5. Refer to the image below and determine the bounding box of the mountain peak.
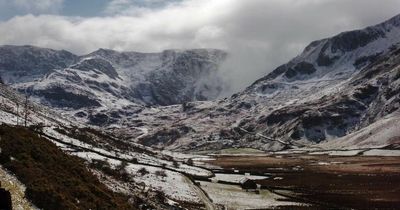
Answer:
[250,13,400,87]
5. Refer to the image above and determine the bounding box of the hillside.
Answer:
[0,83,216,209]
[0,125,138,210]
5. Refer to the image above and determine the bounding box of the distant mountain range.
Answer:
[0,45,227,106]
[0,14,399,152]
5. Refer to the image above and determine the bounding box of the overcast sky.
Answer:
[0,0,399,93]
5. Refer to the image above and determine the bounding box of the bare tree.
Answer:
[16,102,19,126]
[24,95,30,127]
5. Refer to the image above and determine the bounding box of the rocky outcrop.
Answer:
[71,58,119,79]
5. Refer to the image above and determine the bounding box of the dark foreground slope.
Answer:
[0,125,139,210]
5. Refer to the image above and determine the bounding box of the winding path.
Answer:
[183,176,217,210]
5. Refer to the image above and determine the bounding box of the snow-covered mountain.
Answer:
[233,14,400,144]
[82,48,227,105]
[0,46,226,125]
[127,14,400,151]
[249,13,400,90]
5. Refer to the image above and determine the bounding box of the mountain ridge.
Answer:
[0,14,399,152]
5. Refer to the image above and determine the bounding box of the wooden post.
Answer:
[16,103,19,126]
[24,95,29,127]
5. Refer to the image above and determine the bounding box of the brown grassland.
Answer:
[208,153,400,209]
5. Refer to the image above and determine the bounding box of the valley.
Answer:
[0,10,399,210]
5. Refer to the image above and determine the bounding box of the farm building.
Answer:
[239,178,257,190]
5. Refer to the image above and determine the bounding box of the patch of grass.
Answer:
[0,125,138,210]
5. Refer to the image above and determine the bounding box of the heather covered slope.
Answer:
[0,125,138,210]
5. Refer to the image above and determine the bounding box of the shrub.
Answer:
[155,170,167,178]
[138,168,149,176]
[186,158,194,166]
[172,161,179,168]
[90,160,131,182]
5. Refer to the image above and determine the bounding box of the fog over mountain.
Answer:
[1,0,400,95]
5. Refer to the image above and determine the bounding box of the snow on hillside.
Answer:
[0,83,216,207]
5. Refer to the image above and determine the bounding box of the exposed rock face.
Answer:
[33,86,101,109]
[330,28,385,53]
[284,62,316,79]
[71,58,119,79]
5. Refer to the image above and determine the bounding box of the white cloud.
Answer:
[0,0,399,93]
